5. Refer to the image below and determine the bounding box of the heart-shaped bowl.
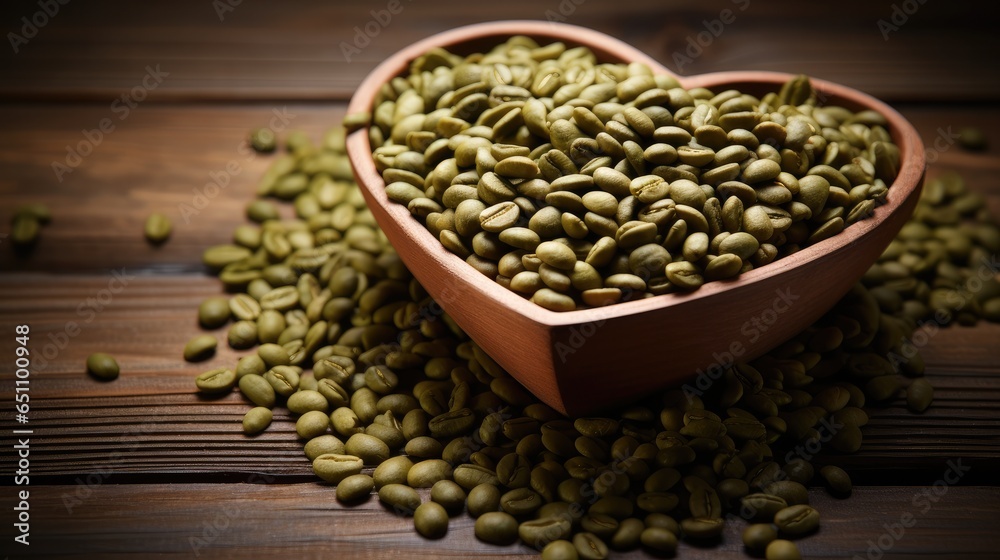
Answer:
[346,20,925,416]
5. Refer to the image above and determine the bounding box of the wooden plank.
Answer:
[1,484,997,559]
[2,104,998,274]
[0,0,997,102]
[0,104,342,274]
[1,274,998,482]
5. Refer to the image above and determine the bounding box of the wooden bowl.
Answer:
[346,21,925,416]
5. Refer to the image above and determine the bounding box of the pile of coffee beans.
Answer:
[189,123,997,559]
[360,37,903,311]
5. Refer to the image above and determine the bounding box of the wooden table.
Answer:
[1,1,999,558]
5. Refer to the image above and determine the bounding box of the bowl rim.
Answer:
[346,19,926,329]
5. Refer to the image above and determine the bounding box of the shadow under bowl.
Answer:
[346,20,925,416]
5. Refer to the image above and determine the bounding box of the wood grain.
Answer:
[2,105,996,274]
[0,2,998,557]
[1,275,998,483]
[1,485,997,559]
[1,0,996,102]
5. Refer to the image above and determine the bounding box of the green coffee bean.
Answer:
[430,480,466,513]
[637,491,680,514]
[414,501,449,539]
[249,128,277,153]
[287,390,328,414]
[474,511,518,545]
[331,407,364,438]
[228,320,258,349]
[773,504,820,535]
[257,343,290,367]
[256,311,287,346]
[198,297,231,329]
[13,202,51,223]
[365,365,399,394]
[195,367,236,394]
[763,481,809,506]
[580,513,618,539]
[688,486,722,518]
[235,354,266,379]
[11,216,40,246]
[766,539,802,560]
[573,532,609,560]
[144,213,172,244]
[246,200,279,223]
[296,410,330,439]
[519,518,572,549]
[453,464,500,490]
[542,540,580,560]
[203,244,252,269]
[407,459,453,488]
[336,473,375,503]
[606,517,643,550]
[86,353,120,381]
[378,483,422,516]
[238,374,275,408]
[404,434,441,458]
[680,517,724,539]
[313,453,363,484]
[183,334,217,362]
[467,483,501,517]
[261,285,300,311]
[639,527,677,554]
[958,127,987,151]
[499,487,543,516]
[304,434,345,460]
[428,408,477,438]
[242,406,272,435]
[741,494,788,520]
[229,294,261,321]
[743,522,777,551]
[264,365,300,397]
[820,465,852,496]
[644,513,679,534]
[345,433,390,465]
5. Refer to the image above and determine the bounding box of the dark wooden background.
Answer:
[1,0,999,558]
